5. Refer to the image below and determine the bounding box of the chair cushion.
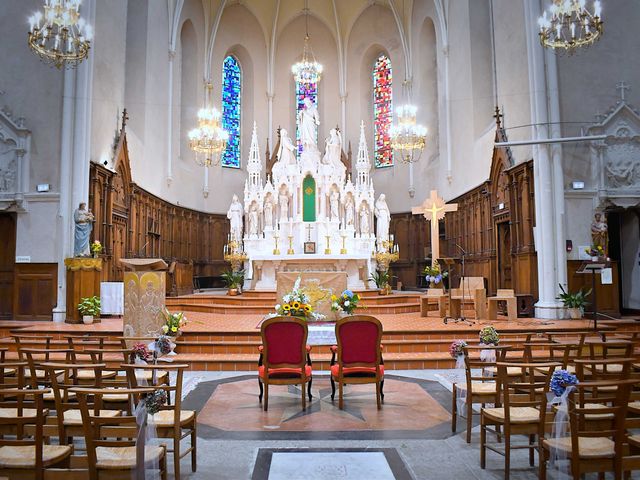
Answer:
[151,409,195,427]
[137,370,168,382]
[74,369,118,380]
[543,436,615,459]
[482,406,541,424]
[485,366,523,376]
[456,382,496,395]
[0,445,72,468]
[258,365,312,379]
[330,365,384,378]
[0,408,40,419]
[63,409,121,425]
[96,445,164,469]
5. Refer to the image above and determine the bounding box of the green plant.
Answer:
[221,269,245,289]
[78,296,101,317]
[369,270,391,289]
[557,284,592,309]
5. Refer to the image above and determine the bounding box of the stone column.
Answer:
[166,49,176,186]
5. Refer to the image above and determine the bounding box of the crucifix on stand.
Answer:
[412,190,458,267]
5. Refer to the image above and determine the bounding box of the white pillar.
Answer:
[267,93,274,148]
[167,50,175,185]
[340,94,347,139]
[443,45,453,183]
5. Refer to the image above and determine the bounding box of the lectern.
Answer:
[120,258,168,338]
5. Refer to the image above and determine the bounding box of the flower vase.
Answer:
[93,252,99,258]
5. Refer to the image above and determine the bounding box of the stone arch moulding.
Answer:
[0,103,31,212]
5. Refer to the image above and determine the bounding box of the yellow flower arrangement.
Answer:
[273,276,321,320]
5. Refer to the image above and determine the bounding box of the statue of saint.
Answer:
[330,189,340,221]
[591,212,608,252]
[374,193,391,249]
[360,204,370,236]
[248,203,259,236]
[227,194,243,241]
[73,202,94,257]
[279,189,289,222]
[344,193,355,227]
[264,196,273,229]
[277,129,297,166]
[298,97,320,151]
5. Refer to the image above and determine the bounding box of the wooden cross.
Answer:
[412,190,458,267]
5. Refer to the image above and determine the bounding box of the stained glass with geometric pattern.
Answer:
[373,54,393,168]
[295,80,318,157]
[222,55,241,168]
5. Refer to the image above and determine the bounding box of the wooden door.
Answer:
[497,221,512,289]
[0,214,16,319]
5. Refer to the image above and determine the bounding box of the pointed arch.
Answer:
[221,54,242,168]
[373,53,393,168]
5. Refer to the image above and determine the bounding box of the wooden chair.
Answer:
[122,363,196,480]
[0,388,72,480]
[540,379,636,480]
[442,276,487,319]
[480,362,558,480]
[487,289,517,321]
[330,315,384,410]
[258,316,313,411]
[70,387,167,480]
[118,337,170,390]
[452,345,511,443]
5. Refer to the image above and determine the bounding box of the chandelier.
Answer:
[538,0,603,53]
[188,83,229,168]
[27,0,93,69]
[291,1,323,85]
[390,105,427,164]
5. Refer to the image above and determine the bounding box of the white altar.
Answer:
[227,104,392,291]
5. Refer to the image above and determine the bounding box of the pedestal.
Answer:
[64,258,102,324]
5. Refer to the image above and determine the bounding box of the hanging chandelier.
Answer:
[27,0,93,69]
[188,83,229,168]
[538,0,603,53]
[291,0,323,85]
[390,105,427,164]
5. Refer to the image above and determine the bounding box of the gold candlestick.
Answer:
[325,235,331,255]
[273,235,280,255]
[340,235,347,255]
[287,235,294,255]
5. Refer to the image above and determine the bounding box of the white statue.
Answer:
[322,128,345,177]
[227,194,243,241]
[344,194,355,227]
[330,189,340,222]
[264,195,274,229]
[248,203,259,236]
[279,189,289,222]
[374,193,390,249]
[360,203,370,235]
[298,97,320,150]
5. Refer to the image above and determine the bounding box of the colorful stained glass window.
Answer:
[295,80,318,157]
[373,54,393,168]
[222,55,241,168]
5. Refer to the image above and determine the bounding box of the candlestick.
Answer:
[325,235,331,255]
[273,234,280,255]
[287,235,294,255]
[340,234,347,255]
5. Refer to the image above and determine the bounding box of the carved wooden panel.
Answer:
[0,214,16,319]
[13,264,57,320]
[389,213,428,288]
[567,260,620,317]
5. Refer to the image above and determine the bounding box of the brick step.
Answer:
[167,303,421,315]
[168,294,421,307]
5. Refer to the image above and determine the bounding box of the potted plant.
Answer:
[369,270,392,295]
[78,296,101,324]
[557,284,591,319]
[221,269,245,296]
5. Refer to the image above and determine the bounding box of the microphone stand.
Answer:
[443,244,474,326]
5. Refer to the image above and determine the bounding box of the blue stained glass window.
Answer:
[373,54,393,168]
[222,55,241,168]
[295,80,318,157]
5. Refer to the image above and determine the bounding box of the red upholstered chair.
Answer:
[330,315,384,409]
[258,316,313,411]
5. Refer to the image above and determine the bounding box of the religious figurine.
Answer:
[279,188,289,222]
[360,203,370,236]
[298,97,320,151]
[227,194,243,241]
[263,195,274,229]
[374,193,391,250]
[322,128,345,177]
[344,193,355,227]
[591,212,608,253]
[248,203,259,236]
[277,129,297,165]
[330,189,340,222]
[73,202,94,257]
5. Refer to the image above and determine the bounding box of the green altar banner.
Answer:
[303,175,316,222]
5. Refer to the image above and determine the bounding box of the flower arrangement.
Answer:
[142,389,168,415]
[90,240,103,256]
[132,342,151,362]
[585,245,604,258]
[274,277,314,318]
[331,289,361,315]
[153,335,173,356]
[550,369,579,397]
[162,308,187,336]
[449,340,468,358]
[424,264,448,285]
[479,326,499,345]
[78,296,101,317]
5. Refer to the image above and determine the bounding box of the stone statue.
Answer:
[277,129,297,166]
[73,202,94,257]
[591,212,608,252]
[360,203,370,236]
[279,189,289,222]
[248,203,259,236]
[330,189,340,221]
[374,193,391,249]
[298,97,320,151]
[344,193,355,227]
[227,194,243,241]
[263,195,273,229]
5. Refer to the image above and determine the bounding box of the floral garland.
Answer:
[479,326,499,345]
[331,290,361,315]
[153,335,173,356]
[449,340,467,358]
[132,342,151,362]
[550,369,579,397]
[143,389,168,415]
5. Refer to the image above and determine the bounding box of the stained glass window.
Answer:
[295,80,318,157]
[373,54,393,168]
[222,55,241,168]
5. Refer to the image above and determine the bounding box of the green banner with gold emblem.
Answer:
[303,175,316,222]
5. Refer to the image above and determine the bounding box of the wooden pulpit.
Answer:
[64,257,102,324]
[120,258,168,338]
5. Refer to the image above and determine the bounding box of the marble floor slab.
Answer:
[268,452,394,480]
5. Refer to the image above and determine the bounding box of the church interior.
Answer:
[0,0,639,478]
